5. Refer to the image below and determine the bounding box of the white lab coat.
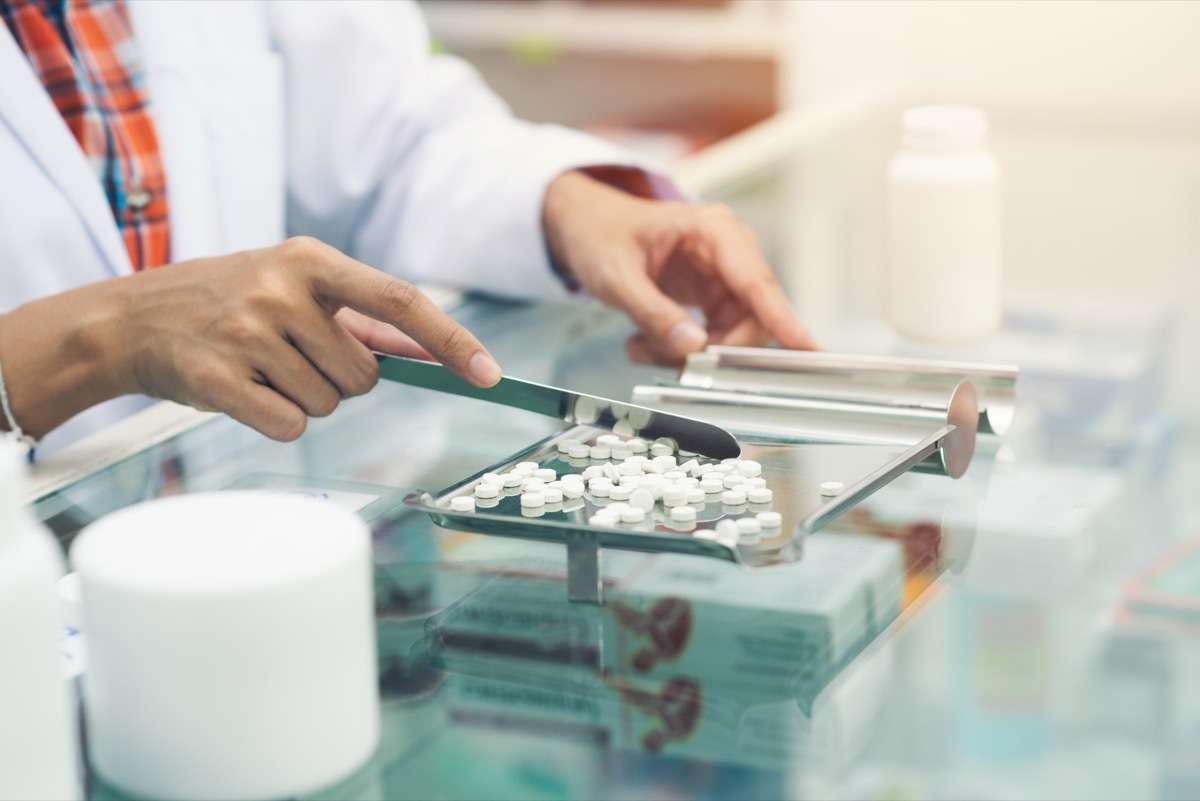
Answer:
[0,0,647,454]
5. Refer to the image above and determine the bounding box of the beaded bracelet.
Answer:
[0,351,39,457]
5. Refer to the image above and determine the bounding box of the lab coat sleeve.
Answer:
[267,1,672,300]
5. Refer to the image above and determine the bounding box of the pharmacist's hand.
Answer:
[111,237,500,440]
[542,171,819,364]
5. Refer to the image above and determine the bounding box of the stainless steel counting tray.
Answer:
[406,424,957,604]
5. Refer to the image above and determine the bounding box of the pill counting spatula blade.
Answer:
[376,354,741,459]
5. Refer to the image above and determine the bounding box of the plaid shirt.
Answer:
[1,0,170,270]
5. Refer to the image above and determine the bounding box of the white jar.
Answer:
[0,439,81,801]
[72,492,379,801]
[886,105,1002,343]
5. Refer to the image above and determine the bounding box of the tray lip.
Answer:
[405,427,743,564]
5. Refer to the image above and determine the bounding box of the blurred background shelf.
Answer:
[421,0,786,60]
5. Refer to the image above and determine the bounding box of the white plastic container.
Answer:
[886,105,1002,343]
[72,491,380,801]
[0,439,81,801]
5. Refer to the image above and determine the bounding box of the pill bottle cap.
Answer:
[901,105,988,152]
[0,437,29,550]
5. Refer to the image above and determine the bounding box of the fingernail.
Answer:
[469,352,502,386]
[667,320,707,355]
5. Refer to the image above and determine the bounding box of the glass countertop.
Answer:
[37,100,1200,801]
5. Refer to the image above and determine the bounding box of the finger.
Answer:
[197,370,309,442]
[705,315,770,349]
[626,334,657,365]
[257,341,343,418]
[333,308,434,361]
[601,255,708,361]
[684,219,820,351]
[285,308,381,399]
[307,250,501,387]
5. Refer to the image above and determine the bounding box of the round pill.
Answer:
[743,477,767,489]
[619,506,646,524]
[641,460,664,475]
[694,529,718,541]
[589,514,617,527]
[534,468,557,482]
[654,437,677,449]
[711,463,735,474]
[617,461,642,476]
[677,459,700,476]
[663,471,687,481]
[474,484,499,499]
[609,484,633,501]
[516,461,539,472]
[481,472,504,486]
[450,496,476,512]
[737,460,763,477]
[589,445,611,460]
[670,506,697,523]
[568,444,590,459]
[618,475,639,487]
[695,463,715,476]
[627,438,648,453]
[501,472,523,488]
[603,463,621,483]
[561,473,585,484]
[820,481,845,497]
[561,483,584,499]
[662,485,688,507]
[650,443,674,458]
[715,519,740,546]
[721,458,742,467]
[596,434,621,446]
[556,441,573,453]
[521,478,545,492]
[685,487,707,505]
[721,489,747,506]
[520,492,545,508]
[582,466,604,480]
[757,511,783,528]
[653,455,678,470]
[610,445,633,461]
[747,487,773,504]
[722,474,746,489]
[736,517,762,536]
[629,488,656,512]
[676,476,699,487]
[700,478,725,494]
[588,476,612,489]
[542,487,564,504]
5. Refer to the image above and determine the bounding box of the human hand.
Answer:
[542,171,818,364]
[0,237,500,442]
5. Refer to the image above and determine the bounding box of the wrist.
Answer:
[541,171,593,289]
[0,279,134,439]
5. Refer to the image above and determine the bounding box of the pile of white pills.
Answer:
[452,435,784,547]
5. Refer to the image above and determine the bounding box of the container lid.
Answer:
[70,491,370,596]
[901,105,989,151]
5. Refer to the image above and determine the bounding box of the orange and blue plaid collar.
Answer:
[1,0,170,270]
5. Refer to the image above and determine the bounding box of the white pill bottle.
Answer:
[886,105,1002,342]
[0,438,81,801]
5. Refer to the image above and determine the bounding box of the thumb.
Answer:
[605,268,707,361]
